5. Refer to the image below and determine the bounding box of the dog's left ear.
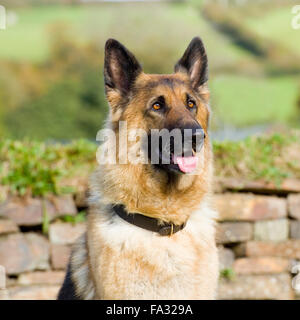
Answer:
[175,37,208,90]
[104,39,142,97]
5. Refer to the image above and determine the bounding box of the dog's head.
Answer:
[103,37,211,175]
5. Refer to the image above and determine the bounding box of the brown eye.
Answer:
[188,100,195,109]
[152,102,161,110]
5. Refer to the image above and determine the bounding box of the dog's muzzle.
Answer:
[147,123,206,174]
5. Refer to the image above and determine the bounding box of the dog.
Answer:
[58,37,219,300]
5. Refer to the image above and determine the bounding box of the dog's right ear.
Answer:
[104,39,142,99]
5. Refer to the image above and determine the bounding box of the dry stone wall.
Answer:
[0,178,300,300]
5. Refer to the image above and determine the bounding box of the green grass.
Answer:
[220,268,236,281]
[245,7,300,55]
[0,3,254,67]
[214,131,300,183]
[0,6,88,62]
[61,211,87,224]
[0,139,97,197]
[210,74,299,128]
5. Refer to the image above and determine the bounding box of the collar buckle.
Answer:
[158,223,174,237]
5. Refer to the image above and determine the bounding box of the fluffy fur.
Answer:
[58,37,219,300]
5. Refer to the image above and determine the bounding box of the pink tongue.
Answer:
[174,156,198,173]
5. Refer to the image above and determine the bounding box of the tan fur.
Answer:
[67,54,219,300]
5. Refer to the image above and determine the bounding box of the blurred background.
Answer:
[0,0,299,141]
[1,0,300,301]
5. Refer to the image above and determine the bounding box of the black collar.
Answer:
[112,204,186,236]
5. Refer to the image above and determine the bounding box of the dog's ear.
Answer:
[174,37,208,90]
[104,39,142,97]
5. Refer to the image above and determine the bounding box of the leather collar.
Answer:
[112,204,186,236]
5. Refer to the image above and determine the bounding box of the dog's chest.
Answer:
[89,214,218,300]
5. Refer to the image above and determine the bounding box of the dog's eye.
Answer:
[152,102,162,111]
[187,100,196,109]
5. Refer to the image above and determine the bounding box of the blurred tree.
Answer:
[4,24,108,140]
[5,77,106,140]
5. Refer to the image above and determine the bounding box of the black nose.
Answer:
[182,124,205,154]
[192,126,206,150]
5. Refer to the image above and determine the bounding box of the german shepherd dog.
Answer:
[58,37,219,300]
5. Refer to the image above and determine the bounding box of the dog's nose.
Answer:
[192,126,206,151]
[182,124,205,154]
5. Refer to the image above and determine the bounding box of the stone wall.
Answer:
[0,177,300,300]
[216,178,300,300]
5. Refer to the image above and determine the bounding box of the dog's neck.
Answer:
[91,157,212,225]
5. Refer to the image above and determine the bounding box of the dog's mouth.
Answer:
[147,137,200,174]
[157,146,198,174]
[145,128,205,174]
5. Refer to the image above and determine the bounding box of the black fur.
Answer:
[57,263,80,300]
[104,39,142,96]
[174,37,208,88]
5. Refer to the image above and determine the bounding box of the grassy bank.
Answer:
[0,139,97,197]
[0,131,299,198]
